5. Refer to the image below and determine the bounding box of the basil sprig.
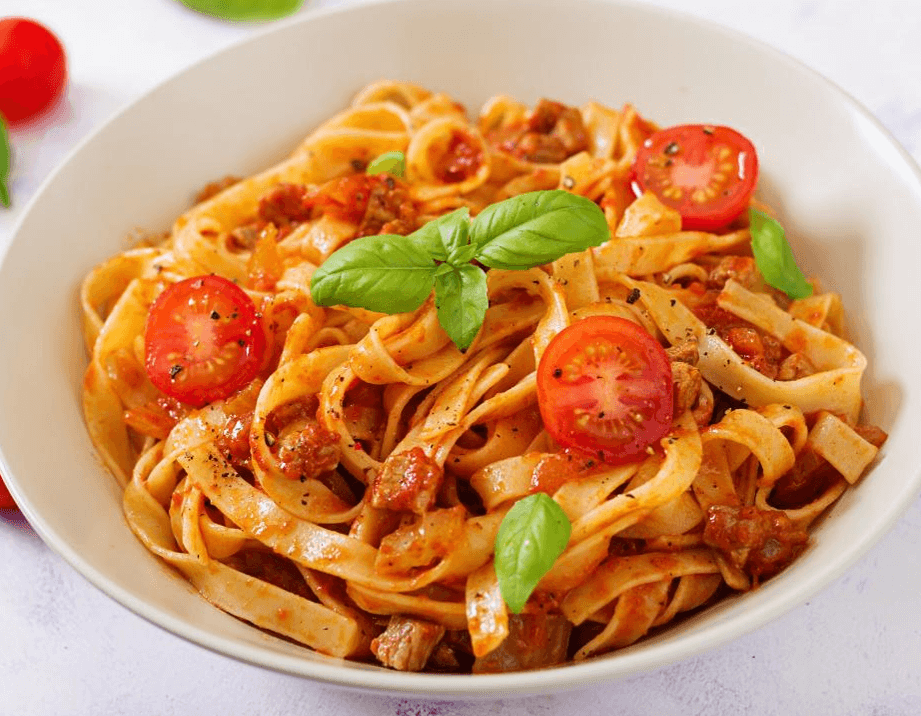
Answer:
[366,150,405,178]
[749,208,813,300]
[494,493,571,614]
[0,117,11,208]
[176,0,303,21]
[310,190,609,351]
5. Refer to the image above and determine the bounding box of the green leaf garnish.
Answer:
[176,0,304,21]
[494,493,571,614]
[434,263,488,352]
[749,208,813,299]
[0,116,11,208]
[366,150,406,178]
[411,208,468,261]
[309,189,610,350]
[309,234,436,314]
[472,190,611,269]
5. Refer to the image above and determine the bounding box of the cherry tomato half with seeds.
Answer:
[536,315,674,465]
[144,275,266,408]
[631,124,758,231]
[0,18,67,124]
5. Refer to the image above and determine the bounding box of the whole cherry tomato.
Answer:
[0,474,17,510]
[0,17,67,124]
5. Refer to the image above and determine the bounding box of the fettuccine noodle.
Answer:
[81,81,884,673]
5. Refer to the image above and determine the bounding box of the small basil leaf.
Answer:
[434,263,488,352]
[176,0,303,21]
[411,208,469,261]
[446,241,478,267]
[494,493,571,614]
[0,117,11,208]
[749,208,813,300]
[471,190,609,270]
[310,234,436,313]
[366,150,406,178]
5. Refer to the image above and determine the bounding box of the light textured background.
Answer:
[2,1,920,713]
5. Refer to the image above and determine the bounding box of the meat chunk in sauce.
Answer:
[703,504,808,581]
[261,397,342,481]
[371,615,446,672]
[355,175,417,237]
[488,99,589,164]
[771,423,887,509]
[369,446,444,514]
[471,614,572,673]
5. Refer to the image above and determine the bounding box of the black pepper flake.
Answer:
[553,368,563,378]
[664,141,679,155]
[210,310,220,320]
[626,288,641,304]
[702,126,715,135]
[670,299,677,307]
[237,339,246,347]
[169,364,183,380]
[385,176,396,190]
[264,432,276,447]
[350,158,366,171]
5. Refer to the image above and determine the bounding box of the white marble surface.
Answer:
[2,0,921,713]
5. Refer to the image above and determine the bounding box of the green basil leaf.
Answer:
[411,208,469,261]
[310,234,436,313]
[176,0,303,21]
[446,241,478,267]
[749,208,813,300]
[471,190,609,270]
[494,493,571,614]
[434,263,488,352]
[0,117,11,208]
[366,150,406,178]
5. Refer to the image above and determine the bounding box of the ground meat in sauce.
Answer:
[433,130,483,184]
[371,616,446,672]
[770,423,888,509]
[703,504,808,581]
[471,614,572,673]
[369,446,444,514]
[487,99,589,164]
[258,182,314,227]
[275,422,341,481]
[355,176,417,237]
[693,296,786,379]
[530,449,602,495]
[265,397,341,481]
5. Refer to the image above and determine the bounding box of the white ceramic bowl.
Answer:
[2,0,920,697]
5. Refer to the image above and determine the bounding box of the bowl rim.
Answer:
[3,0,921,698]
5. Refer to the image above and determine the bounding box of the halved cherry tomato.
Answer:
[0,475,17,510]
[536,315,673,465]
[631,124,758,231]
[145,275,266,408]
[0,18,67,124]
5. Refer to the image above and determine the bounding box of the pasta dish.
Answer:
[80,80,885,673]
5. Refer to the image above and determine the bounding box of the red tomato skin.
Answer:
[631,124,758,231]
[0,476,16,510]
[144,275,266,408]
[536,316,674,465]
[0,18,67,124]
